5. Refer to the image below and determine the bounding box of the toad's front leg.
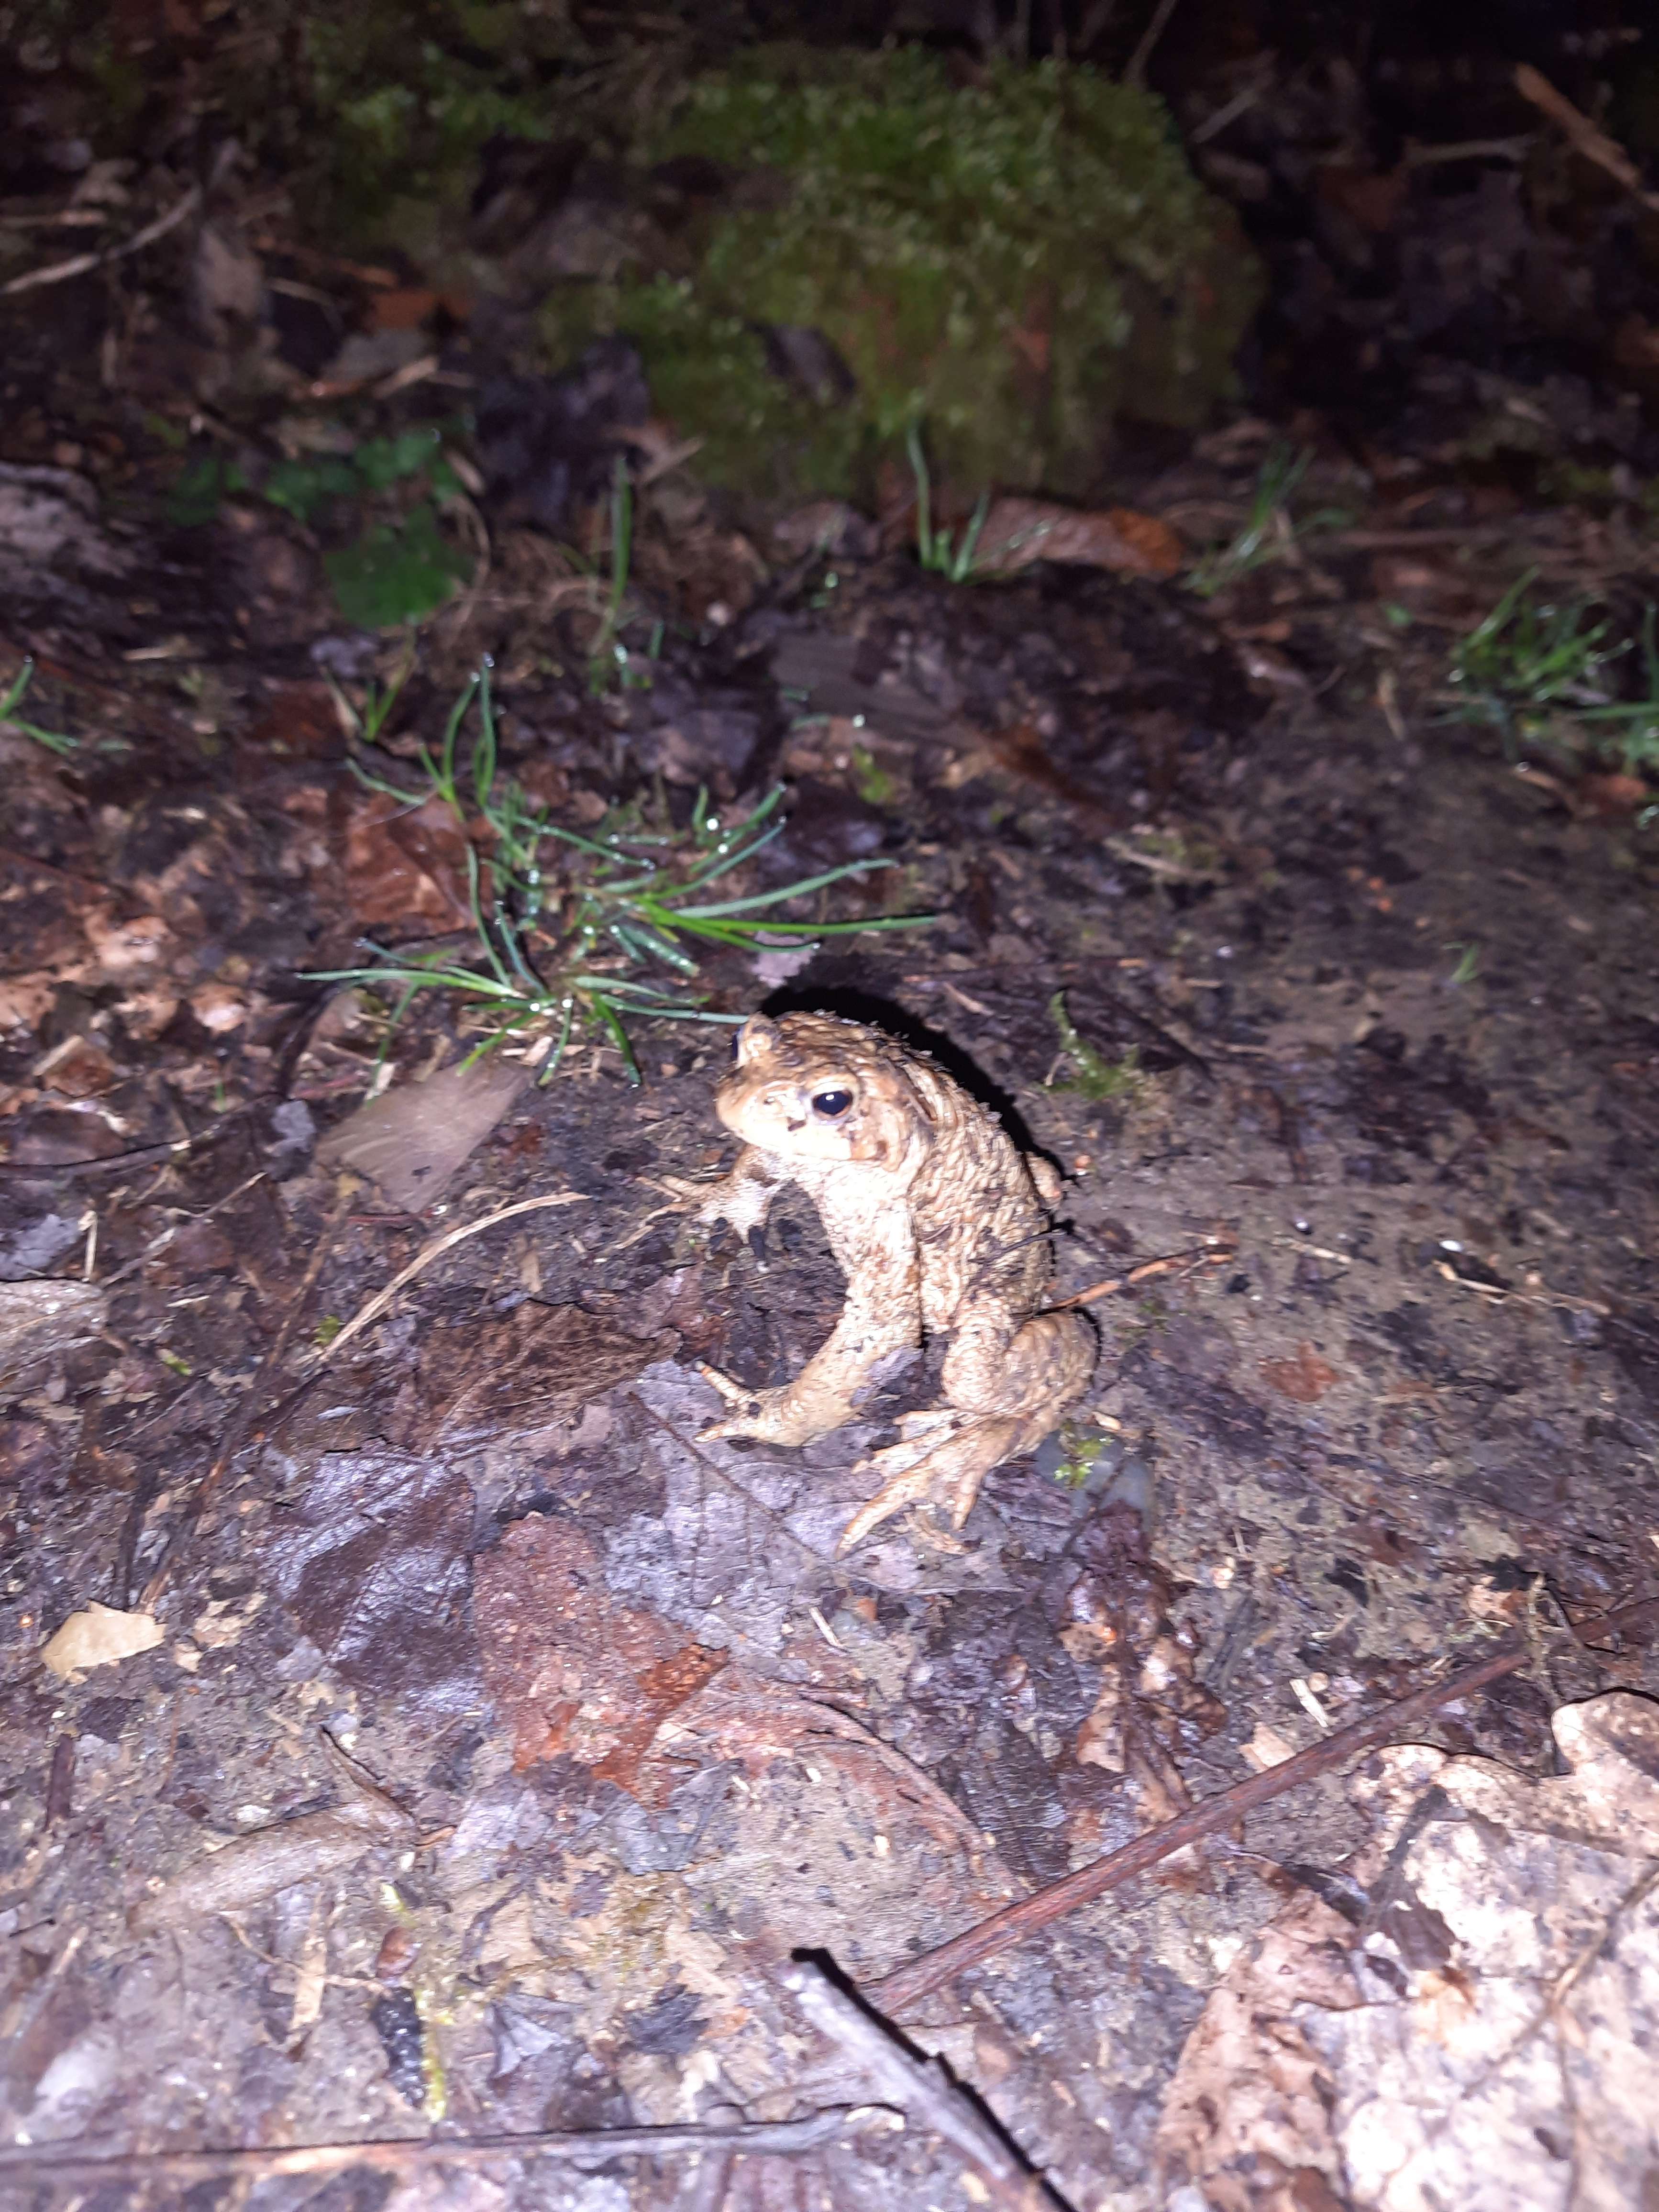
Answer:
[699,1285,921,1448]
[699,1210,922,1449]
[661,1144,786,1239]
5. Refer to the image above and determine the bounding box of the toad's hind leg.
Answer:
[838,1304,1094,1552]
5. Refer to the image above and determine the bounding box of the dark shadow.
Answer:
[787,1949,1071,2209]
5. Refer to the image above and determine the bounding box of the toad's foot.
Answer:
[694,1362,841,1450]
[837,1405,1049,1553]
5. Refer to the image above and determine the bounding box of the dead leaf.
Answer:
[338,789,476,931]
[1316,162,1409,234]
[1612,315,1659,372]
[475,1515,726,1801]
[31,1032,118,1097]
[1160,1693,1659,2212]
[42,1601,164,1679]
[1261,1344,1340,1402]
[420,1302,673,1446]
[315,1057,526,1212]
[0,1280,108,1396]
[973,497,1183,579]
[1156,1895,1360,2212]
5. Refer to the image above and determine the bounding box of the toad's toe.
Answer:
[838,1414,1028,1552]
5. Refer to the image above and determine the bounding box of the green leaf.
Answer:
[353,429,446,490]
[167,453,248,528]
[323,504,467,629]
[263,454,358,523]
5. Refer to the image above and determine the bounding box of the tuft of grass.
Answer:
[1186,443,1348,598]
[1445,571,1659,776]
[313,664,932,1084]
[907,421,990,584]
[586,456,657,695]
[0,662,76,755]
[1047,993,1144,1101]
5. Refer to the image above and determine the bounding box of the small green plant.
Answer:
[1446,943,1481,987]
[317,665,933,1083]
[324,504,469,631]
[1185,443,1346,598]
[166,452,250,528]
[1048,1417,1116,1490]
[586,456,655,694]
[1046,993,1144,1102]
[1445,572,1659,774]
[169,425,469,630]
[0,661,76,755]
[906,422,990,583]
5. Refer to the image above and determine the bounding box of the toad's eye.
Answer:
[811,1087,854,1119]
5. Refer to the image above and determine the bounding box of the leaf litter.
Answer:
[3,27,1659,2201]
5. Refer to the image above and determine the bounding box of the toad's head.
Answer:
[714,1012,934,1177]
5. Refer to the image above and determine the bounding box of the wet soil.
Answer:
[4,489,1659,2210]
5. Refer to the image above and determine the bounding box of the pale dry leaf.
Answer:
[42,1600,164,1679]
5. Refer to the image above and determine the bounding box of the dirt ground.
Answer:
[4,7,1659,2202]
[4,472,1659,2208]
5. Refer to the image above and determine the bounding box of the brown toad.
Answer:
[675,1011,1095,1549]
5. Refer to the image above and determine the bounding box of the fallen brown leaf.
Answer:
[973,497,1183,578]
[1261,1344,1339,1402]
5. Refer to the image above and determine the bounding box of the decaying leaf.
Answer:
[41,1600,163,1680]
[420,1301,673,1446]
[0,1279,107,1397]
[315,1056,526,1211]
[339,788,475,930]
[1157,1692,1659,2212]
[475,1515,726,1801]
[1261,1343,1340,1402]
[973,496,1184,578]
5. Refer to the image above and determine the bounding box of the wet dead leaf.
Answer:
[1160,1693,1659,2212]
[973,497,1184,579]
[265,1451,477,1702]
[42,1601,163,1679]
[315,1056,526,1211]
[475,1515,726,1801]
[0,1280,107,1395]
[338,788,476,930]
[420,1301,673,1446]
[1261,1344,1340,1402]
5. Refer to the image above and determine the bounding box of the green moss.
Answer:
[541,277,880,506]
[540,47,1260,505]
[1048,992,1147,1102]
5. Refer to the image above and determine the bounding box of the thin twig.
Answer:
[0,1105,255,1179]
[1125,0,1183,86]
[1052,1239,1237,1311]
[1515,63,1659,216]
[787,1963,1064,2209]
[1,183,202,297]
[866,1638,1527,2013]
[0,2110,884,2188]
[312,1191,586,1366]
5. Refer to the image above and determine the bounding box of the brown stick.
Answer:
[0,2109,877,2188]
[0,184,202,296]
[1514,63,1659,216]
[1053,1240,1237,1311]
[867,1638,1526,2014]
